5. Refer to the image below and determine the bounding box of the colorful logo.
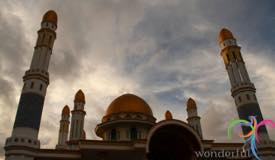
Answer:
[227,116,275,160]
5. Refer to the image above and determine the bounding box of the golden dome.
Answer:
[105,94,153,116]
[62,105,70,115]
[42,10,58,26]
[187,97,197,111]
[218,28,235,43]
[74,89,85,103]
[165,110,173,120]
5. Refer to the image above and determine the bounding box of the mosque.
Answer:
[4,10,275,160]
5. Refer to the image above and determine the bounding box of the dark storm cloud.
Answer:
[0,3,30,157]
[133,3,212,49]
[198,0,275,53]
[39,119,58,146]
[113,0,275,141]
[34,0,148,80]
[155,88,184,105]
[0,4,30,80]
[0,77,16,109]
[0,77,17,158]
[125,1,212,69]
[201,100,241,142]
[119,1,217,89]
[50,49,82,80]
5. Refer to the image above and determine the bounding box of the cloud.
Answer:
[201,99,242,142]
[0,0,275,158]
[0,3,29,155]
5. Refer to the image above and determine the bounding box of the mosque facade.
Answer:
[4,10,275,160]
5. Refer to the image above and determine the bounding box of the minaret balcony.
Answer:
[231,82,256,96]
[23,69,49,84]
[5,137,40,148]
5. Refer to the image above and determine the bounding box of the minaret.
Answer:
[186,98,203,138]
[165,110,173,120]
[69,89,86,140]
[218,28,269,140]
[5,10,57,159]
[56,105,70,149]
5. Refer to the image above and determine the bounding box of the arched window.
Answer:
[75,120,79,137]
[130,128,138,140]
[238,96,242,102]
[110,129,117,141]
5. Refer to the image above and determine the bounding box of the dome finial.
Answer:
[165,110,173,120]
[42,10,58,26]
[62,105,70,115]
[74,89,85,103]
[218,28,235,43]
[187,97,197,111]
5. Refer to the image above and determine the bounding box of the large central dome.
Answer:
[105,93,153,116]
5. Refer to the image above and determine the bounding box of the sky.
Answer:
[1,0,275,159]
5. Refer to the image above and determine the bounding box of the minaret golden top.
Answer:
[62,105,70,115]
[187,97,197,111]
[165,110,173,120]
[218,28,235,43]
[42,10,58,26]
[74,89,85,103]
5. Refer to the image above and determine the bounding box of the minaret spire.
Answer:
[56,105,70,149]
[186,98,203,138]
[219,28,269,141]
[69,89,86,141]
[5,10,58,160]
[165,110,173,120]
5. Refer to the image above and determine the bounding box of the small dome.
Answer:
[165,110,173,120]
[218,28,234,43]
[187,97,197,111]
[42,10,58,26]
[62,105,70,115]
[105,94,153,117]
[74,89,85,103]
